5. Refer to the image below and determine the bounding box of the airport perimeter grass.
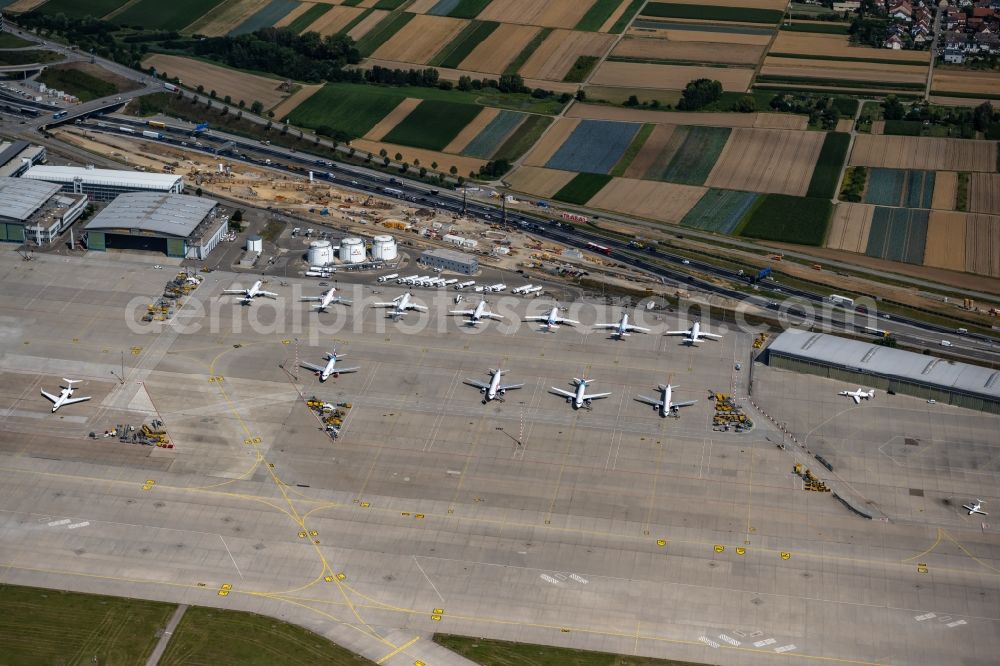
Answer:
[434,634,710,666]
[553,172,613,205]
[738,194,832,246]
[641,2,784,24]
[0,583,174,665]
[37,0,129,19]
[383,99,483,150]
[114,0,227,31]
[161,606,375,665]
[805,131,850,199]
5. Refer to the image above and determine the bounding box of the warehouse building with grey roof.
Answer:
[0,176,87,245]
[83,192,226,259]
[765,330,1000,414]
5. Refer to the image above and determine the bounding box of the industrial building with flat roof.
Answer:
[0,176,87,245]
[22,165,184,201]
[420,248,478,275]
[84,192,225,259]
[765,330,1000,414]
[0,139,46,178]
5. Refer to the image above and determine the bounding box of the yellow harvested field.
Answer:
[3,0,46,12]
[664,0,786,7]
[270,83,323,123]
[567,103,764,127]
[835,117,854,132]
[305,6,365,36]
[519,30,615,81]
[588,178,706,225]
[590,61,753,92]
[347,9,389,40]
[611,37,763,65]
[965,213,1000,277]
[627,27,770,45]
[923,211,967,272]
[506,167,577,198]
[706,128,825,196]
[849,135,997,172]
[479,0,596,29]
[189,0,271,36]
[968,173,1000,215]
[770,32,929,62]
[460,24,541,75]
[406,0,440,12]
[443,107,501,154]
[826,203,874,254]
[363,97,421,142]
[373,15,468,65]
[624,124,676,179]
[352,139,486,176]
[141,54,287,109]
[753,113,808,130]
[275,2,317,28]
[600,0,632,33]
[931,171,957,211]
[933,69,1000,95]
[522,118,581,167]
[760,57,927,85]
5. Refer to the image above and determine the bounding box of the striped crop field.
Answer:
[680,188,759,234]
[864,169,935,208]
[382,99,483,151]
[461,110,528,159]
[545,119,641,174]
[648,126,730,186]
[229,0,299,35]
[865,206,929,264]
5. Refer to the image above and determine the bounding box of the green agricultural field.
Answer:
[681,188,759,234]
[161,606,375,666]
[611,0,646,33]
[505,27,552,75]
[575,0,624,31]
[355,11,414,57]
[779,22,850,34]
[0,583,174,665]
[0,32,33,47]
[805,131,849,199]
[641,2,784,24]
[287,3,333,33]
[563,55,600,83]
[287,85,406,138]
[382,99,483,150]
[493,114,552,162]
[609,122,654,176]
[38,66,116,101]
[114,0,227,31]
[553,173,613,205]
[37,0,129,19]
[656,126,730,186]
[434,634,711,666]
[433,21,500,69]
[339,7,376,35]
[738,194,831,246]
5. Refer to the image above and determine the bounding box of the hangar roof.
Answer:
[84,192,217,238]
[23,165,183,190]
[768,330,1000,400]
[0,176,61,222]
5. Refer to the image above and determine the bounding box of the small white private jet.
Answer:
[301,287,351,312]
[551,377,612,410]
[594,313,650,339]
[300,348,359,381]
[964,500,988,516]
[450,299,502,326]
[223,279,278,305]
[635,383,697,417]
[665,321,723,345]
[523,306,580,331]
[373,292,428,319]
[839,387,875,404]
[464,367,524,403]
[41,379,91,413]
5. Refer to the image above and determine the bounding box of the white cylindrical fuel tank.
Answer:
[340,237,365,264]
[371,234,397,261]
[246,235,262,253]
[307,239,334,266]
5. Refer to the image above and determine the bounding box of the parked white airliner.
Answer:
[551,378,612,410]
[41,379,91,413]
[964,500,988,516]
[450,299,502,326]
[665,321,723,345]
[464,367,524,403]
[594,313,650,339]
[300,348,359,381]
[223,279,278,305]
[839,387,875,404]
[523,306,579,331]
[635,384,697,417]
[301,287,351,311]
[373,292,428,319]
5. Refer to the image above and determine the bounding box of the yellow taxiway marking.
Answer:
[376,636,420,664]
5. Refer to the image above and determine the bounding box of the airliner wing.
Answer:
[592,323,616,330]
[558,317,580,325]
[701,333,722,340]
[300,362,326,373]
[338,299,353,306]
[483,312,503,320]
[664,330,689,336]
[335,366,360,374]
[223,289,245,295]
[464,379,490,390]
[583,392,612,401]
[851,394,862,404]
[259,291,279,299]
[550,387,576,398]
[411,304,428,312]
[61,396,91,406]
[301,296,322,302]
[40,389,59,403]
[672,399,697,408]
[498,383,524,391]
[449,309,474,316]
[523,316,546,322]
[372,302,396,308]
[629,325,651,334]
[635,395,663,407]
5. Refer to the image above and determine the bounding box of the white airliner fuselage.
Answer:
[301,349,360,381]
[964,500,988,516]
[551,378,612,410]
[303,287,351,311]
[595,313,650,338]
[839,388,875,404]
[450,299,501,325]
[666,321,723,345]
[41,379,91,413]
[224,279,278,304]
[374,292,428,319]
[635,384,697,417]
[525,306,579,330]
[464,368,524,403]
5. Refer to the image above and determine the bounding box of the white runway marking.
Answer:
[47,519,70,527]
[220,535,244,580]
[412,555,445,605]
[67,521,89,529]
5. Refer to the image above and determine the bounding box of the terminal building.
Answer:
[83,192,225,259]
[0,176,87,245]
[22,165,184,201]
[765,330,1000,414]
[0,140,46,178]
[420,248,478,275]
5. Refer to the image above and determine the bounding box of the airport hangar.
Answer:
[0,176,87,245]
[21,165,184,201]
[764,329,1000,414]
[82,191,226,259]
